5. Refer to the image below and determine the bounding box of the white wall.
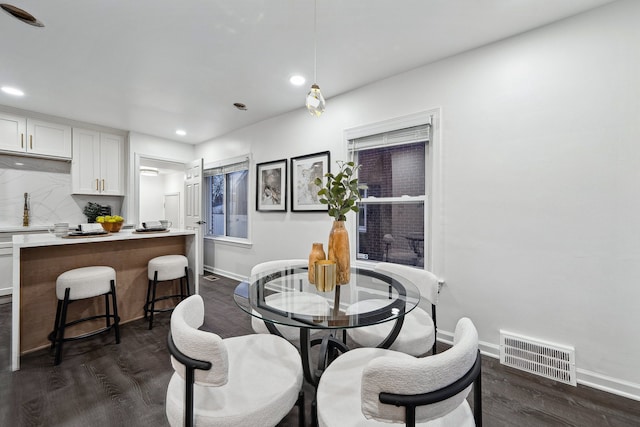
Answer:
[195,0,640,399]
[139,174,166,224]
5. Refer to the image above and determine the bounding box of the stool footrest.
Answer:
[49,321,119,343]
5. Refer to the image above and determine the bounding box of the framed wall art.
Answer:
[256,159,287,211]
[290,151,330,212]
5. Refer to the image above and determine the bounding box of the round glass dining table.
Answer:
[233,262,421,386]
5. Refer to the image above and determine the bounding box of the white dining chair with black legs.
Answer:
[317,317,482,427]
[250,259,331,340]
[165,294,305,427]
[346,262,440,356]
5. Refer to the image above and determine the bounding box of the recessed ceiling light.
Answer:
[290,75,306,86]
[14,162,24,166]
[1,86,24,96]
[233,102,247,111]
[175,129,186,136]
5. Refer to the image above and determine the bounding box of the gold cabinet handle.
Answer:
[102,179,105,191]
[29,135,33,150]
[21,133,24,148]
[96,179,99,191]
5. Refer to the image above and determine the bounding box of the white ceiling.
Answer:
[0,0,615,144]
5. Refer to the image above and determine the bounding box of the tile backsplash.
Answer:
[0,154,123,228]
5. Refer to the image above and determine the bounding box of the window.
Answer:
[350,124,429,267]
[204,158,249,240]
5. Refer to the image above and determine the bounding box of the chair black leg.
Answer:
[111,280,121,343]
[296,390,305,427]
[432,305,438,355]
[184,366,196,427]
[54,288,71,365]
[474,364,483,427]
[149,271,158,330]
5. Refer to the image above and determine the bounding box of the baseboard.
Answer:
[202,264,246,283]
[577,368,640,402]
[437,329,500,359]
[436,329,640,402]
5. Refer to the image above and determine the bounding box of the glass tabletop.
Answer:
[233,262,421,330]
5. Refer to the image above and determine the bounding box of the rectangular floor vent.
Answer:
[202,275,220,282]
[500,331,576,386]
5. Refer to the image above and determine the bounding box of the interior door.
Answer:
[164,193,180,228]
[185,159,204,275]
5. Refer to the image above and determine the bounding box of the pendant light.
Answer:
[305,0,325,117]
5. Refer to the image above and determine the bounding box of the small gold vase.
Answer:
[308,242,326,284]
[328,220,350,285]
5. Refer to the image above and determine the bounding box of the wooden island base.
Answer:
[19,236,189,355]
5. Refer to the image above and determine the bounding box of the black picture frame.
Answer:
[290,151,330,212]
[256,159,287,211]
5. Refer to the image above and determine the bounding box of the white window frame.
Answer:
[343,109,443,275]
[204,155,252,247]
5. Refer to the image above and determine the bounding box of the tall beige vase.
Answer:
[328,220,350,285]
[308,242,326,284]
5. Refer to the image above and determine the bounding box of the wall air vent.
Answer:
[500,331,576,386]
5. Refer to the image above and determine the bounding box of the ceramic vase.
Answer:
[308,242,326,284]
[328,220,350,285]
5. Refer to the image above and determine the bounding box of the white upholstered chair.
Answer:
[250,259,331,340]
[317,317,482,427]
[346,262,439,356]
[165,294,305,427]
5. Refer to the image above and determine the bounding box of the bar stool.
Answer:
[49,266,120,366]
[145,255,190,330]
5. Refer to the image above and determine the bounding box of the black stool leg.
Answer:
[105,293,111,328]
[149,271,158,330]
[144,278,152,319]
[54,288,71,366]
[111,279,121,343]
[184,266,191,297]
[51,299,63,351]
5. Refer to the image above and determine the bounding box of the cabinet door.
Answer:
[0,112,26,153]
[26,119,72,158]
[99,133,124,195]
[71,128,101,194]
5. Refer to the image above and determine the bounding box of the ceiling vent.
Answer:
[0,4,44,27]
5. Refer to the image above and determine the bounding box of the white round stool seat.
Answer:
[56,266,116,301]
[148,255,188,281]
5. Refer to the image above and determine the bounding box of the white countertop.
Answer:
[0,226,51,233]
[12,228,196,249]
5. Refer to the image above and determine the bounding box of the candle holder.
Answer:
[314,260,337,292]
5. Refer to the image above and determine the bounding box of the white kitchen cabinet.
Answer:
[0,112,72,159]
[71,128,124,195]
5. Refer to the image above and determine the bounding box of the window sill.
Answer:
[204,235,253,249]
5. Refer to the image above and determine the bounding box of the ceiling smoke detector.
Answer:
[233,102,247,111]
[0,4,44,27]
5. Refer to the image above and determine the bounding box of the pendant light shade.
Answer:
[306,84,325,117]
[306,0,325,116]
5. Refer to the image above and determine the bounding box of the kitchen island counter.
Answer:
[12,229,199,370]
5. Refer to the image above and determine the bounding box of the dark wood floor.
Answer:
[1,276,639,426]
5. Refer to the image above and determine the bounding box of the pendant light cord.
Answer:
[313,0,317,84]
